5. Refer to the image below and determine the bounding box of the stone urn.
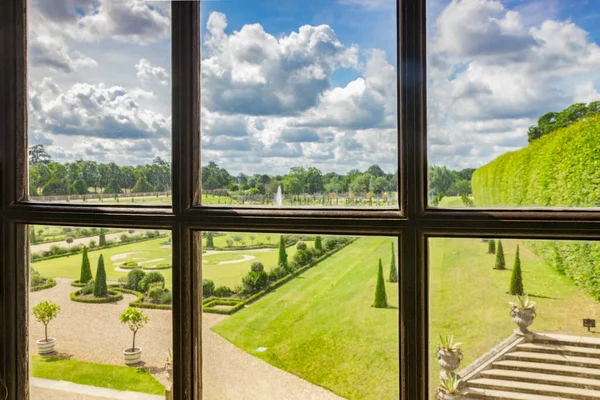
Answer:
[437,391,463,400]
[123,347,142,365]
[37,337,56,355]
[510,303,536,334]
[437,348,462,378]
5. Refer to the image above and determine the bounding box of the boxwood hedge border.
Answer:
[70,288,124,304]
[30,278,56,292]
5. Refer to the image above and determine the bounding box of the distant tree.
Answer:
[249,235,256,245]
[278,236,288,269]
[389,243,398,283]
[509,245,524,295]
[79,247,93,284]
[232,234,243,245]
[206,232,214,249]
[315,236,323,253]
[131,177,155,193]
[66,237,74,248]
[488,240,496,254]
[226,238,233,248]
[266,235,271,244]
[494,240,506,270]
[99,232,106,247]
[528,101,600,142]
[373,259,388,308]
[93,255,108,297]
[29,144,52,165]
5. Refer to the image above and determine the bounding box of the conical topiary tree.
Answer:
[389,243,398,283]
[278,236,288,269]
[494,240,506,270]
[79,246,93,284]
[315,236,323,253]
[99,231,106,247]
[509,245,524,295]
[488,239,496,254]
[206,232,214,249]
[94,254,108,297]
[373,259,388,308]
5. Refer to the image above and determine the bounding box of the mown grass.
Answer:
[31,356,165,395]
[213,237,399,400]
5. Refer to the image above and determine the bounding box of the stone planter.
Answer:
[37,337,56,355]
[436,391,463,400]
[510,305,536,334]
[123,347,142,365]
[165,387,173,400]
[437,349,462,378]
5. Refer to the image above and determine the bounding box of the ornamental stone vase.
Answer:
[436,392,463,400]
[437,349,462,378]
[510,305,536,334]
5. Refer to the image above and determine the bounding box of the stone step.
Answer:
[462,387,563,400]
[480,369,600,390]
[504,351,600,368]
[518,343,600,358]
[493,360,600,380]
[533,334,600,349]
[467,378,600,399]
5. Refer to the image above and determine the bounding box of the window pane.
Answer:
[29,225,173,399]
[201,232,399,399]
[427,0,600,209]
[429,237,600,398]
[200,0,398,208]
[27,1,172,205]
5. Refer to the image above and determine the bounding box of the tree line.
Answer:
[528,101,600,143]
[202,161,398,196]
[29,145,171,197]
[428,165,475,203]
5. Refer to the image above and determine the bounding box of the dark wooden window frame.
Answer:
[2,0,600,399]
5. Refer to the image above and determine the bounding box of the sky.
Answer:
[25,0,600,175]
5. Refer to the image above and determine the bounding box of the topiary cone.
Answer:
[373,258,388,308]
[79,246,93,283]
[488,239,496,254]
[94,254,108,297]
[509,245,524,295]
[389,243,398,283]
[495,240,506,270]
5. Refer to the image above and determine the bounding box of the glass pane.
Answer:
[200,0,398,208]
[429,237,600,398]
[427,0,600,208]
[201,232,399,399]
[29,225,173,399]
[27,0,172,205]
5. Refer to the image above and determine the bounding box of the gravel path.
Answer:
[31,231,148,254]
[30,279,344,400]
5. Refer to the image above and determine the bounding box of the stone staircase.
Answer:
[460,333,600,399]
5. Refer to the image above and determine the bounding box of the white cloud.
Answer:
[135,59,170,86]
[29,33,97,73]
[573,82,600,103]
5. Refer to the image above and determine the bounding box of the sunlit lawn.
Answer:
[31,237,173,288]
[213,237,399,400]
[32,356,164,395]
[429,237,600,393]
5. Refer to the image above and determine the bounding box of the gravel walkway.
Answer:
[30,279,344,400]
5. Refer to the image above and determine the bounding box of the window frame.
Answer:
[2,0,600,399]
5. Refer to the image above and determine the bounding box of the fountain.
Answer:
[275,185,283,206]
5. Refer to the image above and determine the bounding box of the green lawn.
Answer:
[213,237,399,400]
[202,242,313,288]
[32,238,173,288]
[31,356,165,395]
[429,238,600,393]
[205,232,281,248]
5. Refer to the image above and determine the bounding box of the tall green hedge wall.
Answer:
[472,115,600,300]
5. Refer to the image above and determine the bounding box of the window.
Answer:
[2,1,600,400]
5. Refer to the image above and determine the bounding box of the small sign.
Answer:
[584,319,596,332]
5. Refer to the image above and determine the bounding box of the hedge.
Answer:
[472,115,600,300]
[108,285,173,310]
[202,238,357,315]
[71,280,88,287]
[70,288,123,303]
[30,278,57,292]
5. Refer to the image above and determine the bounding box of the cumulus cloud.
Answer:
[201,12,358,116]
[29,33,97,73]
[29,78,171,139]
[428,0,600,169]
[136,59,170,86]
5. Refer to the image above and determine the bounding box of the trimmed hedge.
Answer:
[70,288,123,303]
[109,285,173,310]
[203,237,357,315]
[30,278,57,292]
[472,115,600,299]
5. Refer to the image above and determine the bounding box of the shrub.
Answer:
[324,239,337,251]
[389,243,398,283]
[89,240,96,248]
[509,245,524,295]
[148,285,166,303]
[146,231,157,239]
[139,272,165,293]
[120,234,129,243]
[226,239,233,248]
[293,249,313,267]
[373,258,388,308]
[93,255,108,297]
[30,269,45,287]
[296,241,307,251]
[79,247,93,284]
[488,240,496,254]
[32,253,42,261]
[268,266,288,281]
[495,240,506,270]
[315,236,323,253]
[242,271,269,294]
[160,292,173,304]
[32,300,61,342]
[127,269,146,292]
[202,279,215,298]
[214,286,232,297]
[250,261,264,272]
[206,232,214,249]
[278,236,288,269]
